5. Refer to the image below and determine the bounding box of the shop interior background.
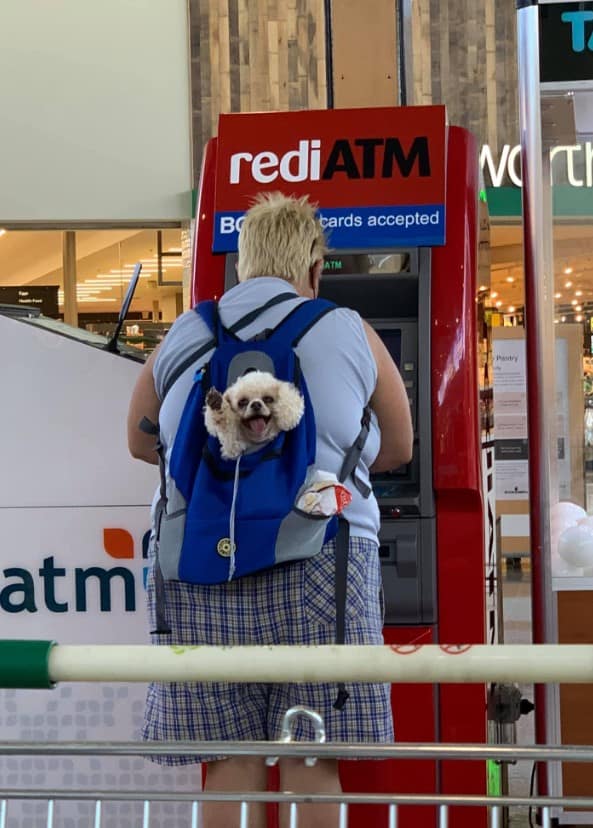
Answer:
[0,229,185,353]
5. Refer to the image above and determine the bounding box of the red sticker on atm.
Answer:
[213,106,447,252]
[390,644,423,655]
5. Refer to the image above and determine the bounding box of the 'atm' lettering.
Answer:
[229,136,431,184]
[322,137,431,179]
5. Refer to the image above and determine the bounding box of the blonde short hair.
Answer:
[237,192,327,286]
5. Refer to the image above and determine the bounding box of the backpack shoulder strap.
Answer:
[198,291,297,342]
[195,298,219,335]
[160,301,218,400]
[339,406,373,498]
[161,294,327,400]
[226,291,297,335]
[265,298,337,347]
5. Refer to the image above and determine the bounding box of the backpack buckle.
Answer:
[251,329,273,342]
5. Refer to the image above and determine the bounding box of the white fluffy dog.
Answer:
[204,370,305,459]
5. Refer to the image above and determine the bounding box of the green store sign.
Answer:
[482,141,593,219]
[486,185,593,219]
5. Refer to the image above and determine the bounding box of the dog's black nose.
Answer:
[250,400,262,412]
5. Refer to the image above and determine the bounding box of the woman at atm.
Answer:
[127,192,413,828]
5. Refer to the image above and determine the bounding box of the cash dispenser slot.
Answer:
[379,518,437,625]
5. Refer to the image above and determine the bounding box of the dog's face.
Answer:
[225,371,283,443]
[224,370,304,445]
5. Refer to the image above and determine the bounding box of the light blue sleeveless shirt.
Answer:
[153,277,381,541]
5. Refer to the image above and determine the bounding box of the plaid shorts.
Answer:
[142,537,393,764]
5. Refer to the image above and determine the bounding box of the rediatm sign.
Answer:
[213,106,447,252]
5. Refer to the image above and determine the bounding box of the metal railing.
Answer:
[3,641,593,825]
[1,740,593,827]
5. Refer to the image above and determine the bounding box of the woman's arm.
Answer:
[362,321,414,473]
[127,349,161,465]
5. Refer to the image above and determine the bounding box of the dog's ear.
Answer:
[274,382,305,432]
[222,386,236,411]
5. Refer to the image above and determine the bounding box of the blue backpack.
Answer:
[142,293,371,708]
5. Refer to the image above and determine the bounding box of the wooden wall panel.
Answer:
[410,0,518,147]
[189,0,327,185]
[411,0,432,106]
[331,0,398,109]
[557,591,593,797]
[188,1,519,183]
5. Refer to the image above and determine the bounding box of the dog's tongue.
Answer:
[247,417,268,436]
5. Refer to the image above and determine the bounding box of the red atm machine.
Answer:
[192,106,487,828]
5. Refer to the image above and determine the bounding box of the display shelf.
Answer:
[552,577,593,591]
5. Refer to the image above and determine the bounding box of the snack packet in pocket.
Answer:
[296,470,352,517]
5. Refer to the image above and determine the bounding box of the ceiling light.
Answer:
[576,314,583,322]
[76,297,118,303]
[576,305,583,311]
[117,265,159,272]
[555,292,561,299]
[508,305,516,313]
[564,267,573,275]
[571,299,578,306]
[0,229,6,237]
[576,290,583,297]
[490,292,498,299]
[506,277,515,283]
[93,275,126,281]
[496,301,503,308]
[565,281,573,288]
[85,273,121,283]
[58,293,119,305]
[561,315,566,322]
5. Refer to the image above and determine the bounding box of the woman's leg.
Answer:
[203,757,269,828]
[278,758,342,828]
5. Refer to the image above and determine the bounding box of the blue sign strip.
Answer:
[213,204,446,252]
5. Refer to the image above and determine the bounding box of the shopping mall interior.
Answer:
[2,0,593,821]
[0,228,185,351]
[3,219,593,350]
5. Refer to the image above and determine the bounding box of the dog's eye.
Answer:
[238,398,249,409]
[263,396,274,405]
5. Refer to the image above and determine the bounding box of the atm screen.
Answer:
[224,250,412,294]
[376,329,401,369]
[322,252,410,276]
[371,328,412,492]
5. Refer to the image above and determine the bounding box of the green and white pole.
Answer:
[2,641,593,688]
[0,640,56,689]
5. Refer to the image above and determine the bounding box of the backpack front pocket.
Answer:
[158,509,187,580]
[273,509,334,565]
[178,516,284,583]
